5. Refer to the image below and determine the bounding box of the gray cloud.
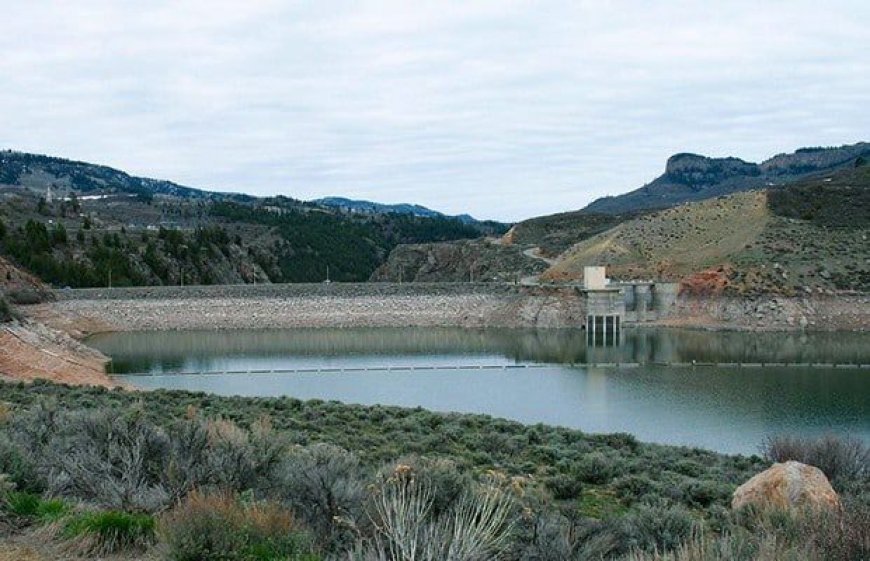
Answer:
[1,0,868,220]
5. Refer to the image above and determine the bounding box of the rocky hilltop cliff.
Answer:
[586,142,870,214]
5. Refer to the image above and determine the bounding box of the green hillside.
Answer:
[0,151,505,287]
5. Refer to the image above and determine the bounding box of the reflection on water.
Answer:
[90,327,870,374]
[89,327,870,454]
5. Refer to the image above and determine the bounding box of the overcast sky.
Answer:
[1,1,868,221]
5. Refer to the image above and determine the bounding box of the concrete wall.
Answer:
[585,289,626,316]
[583,266,607,290]
[619,282,680,323]
[652,283,680,319]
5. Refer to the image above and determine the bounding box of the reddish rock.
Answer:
[679,266,733,296]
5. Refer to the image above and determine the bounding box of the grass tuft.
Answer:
[62,510,157,554]
[3,491,70,523]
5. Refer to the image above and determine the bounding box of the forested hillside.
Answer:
[0,151,504,287]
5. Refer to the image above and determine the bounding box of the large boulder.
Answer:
[732,461,840,511]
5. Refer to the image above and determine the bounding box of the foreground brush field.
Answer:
[0,380,867,560]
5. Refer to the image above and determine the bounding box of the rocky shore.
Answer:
[669,293,869,332]
[35,284,586,333]
[23,283,870,336]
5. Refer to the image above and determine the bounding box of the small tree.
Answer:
[51,223,68,245]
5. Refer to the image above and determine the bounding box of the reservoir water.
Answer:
[89,328,870,455]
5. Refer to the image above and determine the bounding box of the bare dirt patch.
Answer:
[0,321,114,387]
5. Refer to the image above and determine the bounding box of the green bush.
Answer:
[0,434,40,492]
[3,490,39,517]
[545,473,584,500]
[616,504,698,554]
[613,474,659,503]
[680,480,731,508]
[159,491,318,561]
[0,296,12,322]
[63,510,156,554]
[574,452,615,484]
[4,287,46,305]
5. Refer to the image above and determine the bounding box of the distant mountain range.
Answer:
[0,150,492,225]
[585,142,870,214]
[312,196,479,224]
[0,150,255,203]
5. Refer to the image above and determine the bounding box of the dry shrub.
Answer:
[0,473,15,503]
[164,414,289,502]
[760,434,869,491]
[627,504,869,561]
[279,443,366,551]
[375,456,472,517]
[355,465,516,561]
[45,408,170,511]
[159,490,316,561]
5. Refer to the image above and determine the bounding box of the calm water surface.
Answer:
[89,328,870,455]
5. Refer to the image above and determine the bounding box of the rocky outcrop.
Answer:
[663,293,869,331]
[761,142,870,177]
[371,239,546,283]
[586,142,870,214]
[732,461,840,511]
[665,154,760,189]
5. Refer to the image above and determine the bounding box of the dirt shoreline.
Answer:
[0,320,115,387]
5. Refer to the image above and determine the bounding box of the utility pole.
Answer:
[108,267,112,289]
